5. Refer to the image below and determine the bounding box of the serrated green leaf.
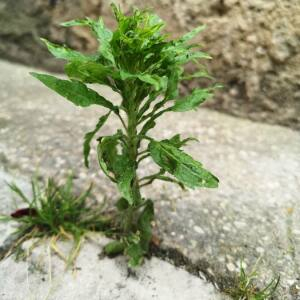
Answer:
[172,88,212,112]
[41,38,94,62]
[83,112,111,168]
[148,140,219,188]
[30,73,116,110]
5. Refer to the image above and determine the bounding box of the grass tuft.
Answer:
[228,259,280,300]
[1,175,111,266]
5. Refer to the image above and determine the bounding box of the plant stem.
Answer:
[123,98,142,232]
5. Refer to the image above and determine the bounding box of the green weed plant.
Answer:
[30,4,219,266]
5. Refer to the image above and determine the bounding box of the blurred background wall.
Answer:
[0,0,299,129]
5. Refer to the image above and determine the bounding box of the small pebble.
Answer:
[193,226,205,235]
[226,262,236,272]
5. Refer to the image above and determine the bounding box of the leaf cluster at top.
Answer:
[33,4,218,112]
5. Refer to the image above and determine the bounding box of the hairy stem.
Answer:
[123,97,142,232]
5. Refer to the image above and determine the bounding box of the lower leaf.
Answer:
[104,241,125,257]
[148,140,219,188]
[84,111,111,168]
[126,242,144,267]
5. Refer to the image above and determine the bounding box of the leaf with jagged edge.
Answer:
[148,140,219,188]
[40,38,95,62]
[30,73,116,111]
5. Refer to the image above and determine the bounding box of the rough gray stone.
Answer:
[0,60,300,298]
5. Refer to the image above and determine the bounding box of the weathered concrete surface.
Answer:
[0,60,300,298]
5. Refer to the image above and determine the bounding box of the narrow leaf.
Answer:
[83,112,111,168]
[178,24,206,43]
[182,70,214,81]
[163,134,198,148]
[41,38,94,62]
[61,19,91,27]
[176,51,212,64]
[172,88,212,112]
